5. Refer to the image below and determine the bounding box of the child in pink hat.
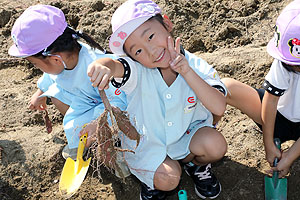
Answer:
[8,5,127,162]
[84,0,228,199]
[221,0,300,181]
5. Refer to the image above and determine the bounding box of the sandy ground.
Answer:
[1,0,300,199]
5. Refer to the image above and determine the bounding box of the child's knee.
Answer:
[206,133,227,160]
[217,139,227,158]
[153,160,181,191]
[154,172,181,191]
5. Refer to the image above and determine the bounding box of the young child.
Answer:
[222,0,300,179]
[85,0,228,199]
[8,5,127,160]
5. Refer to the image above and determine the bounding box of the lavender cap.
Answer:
[267,0,300,65]
[8,5,67,58]
[109,0,161,55]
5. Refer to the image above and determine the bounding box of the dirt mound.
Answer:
[1,0,300,200]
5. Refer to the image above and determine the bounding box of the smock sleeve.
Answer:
[186,51,227,96]
[110,57,138,95]
[263,59,289,96]
[37,73,55,92]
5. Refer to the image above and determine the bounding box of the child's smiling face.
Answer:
[123,17,173,69]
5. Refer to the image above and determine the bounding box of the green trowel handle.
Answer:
[272,138,281,188]
[273,138,281,168]
[274,138,281,153]
[273,138,281,167]
[178,190,187,200]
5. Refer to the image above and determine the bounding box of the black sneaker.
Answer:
[184,163,221,199]
[140,182,167,200]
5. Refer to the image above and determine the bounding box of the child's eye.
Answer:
[135,49,142,56]
[148,34,154,41]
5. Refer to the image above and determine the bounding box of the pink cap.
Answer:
[8,5,67,58]
[267,0,300,65]
[109,0,161,55]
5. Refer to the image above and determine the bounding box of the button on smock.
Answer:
[167,122,173,126]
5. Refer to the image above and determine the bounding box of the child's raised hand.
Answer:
[87,59,113,90]
[167,36,190,75]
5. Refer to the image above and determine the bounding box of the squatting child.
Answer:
[8,5,127,160]
[83,0,228,199]
[222,0,300,179]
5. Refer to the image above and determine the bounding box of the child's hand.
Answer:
[167,36,190,75]
[265,143,282,167]
[273,151,292,178]
[87,59,113,90]
[28,89,47,111]
[79,121,97,147]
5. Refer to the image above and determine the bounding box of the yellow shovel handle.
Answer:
[76,133,88,161]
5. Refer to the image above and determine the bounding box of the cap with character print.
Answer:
[267,0,300,65]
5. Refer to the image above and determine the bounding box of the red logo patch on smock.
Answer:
[115,89,121,95]
[187,97,195,103]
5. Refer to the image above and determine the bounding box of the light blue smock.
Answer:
[118,50,227,188]
[37,42,127,148]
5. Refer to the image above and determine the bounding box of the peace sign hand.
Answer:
[167,36,190,75]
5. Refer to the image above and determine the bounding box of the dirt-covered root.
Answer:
[112,107,140,148]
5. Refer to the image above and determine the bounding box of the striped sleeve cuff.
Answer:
[111,58,131,88]
[262,80,285,96]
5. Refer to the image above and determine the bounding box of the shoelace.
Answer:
[194,163,212,180]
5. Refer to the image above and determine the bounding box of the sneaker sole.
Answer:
[194,183,222,200]
[139,189,167,200]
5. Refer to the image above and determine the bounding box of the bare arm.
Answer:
[261,92,281,166]
[168,37,226,116]
[87,58,125,90]
[276,137,300,178]
[285,138,300,164]
[183,69,226,116]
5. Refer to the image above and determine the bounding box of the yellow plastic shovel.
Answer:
[59,133,91,199]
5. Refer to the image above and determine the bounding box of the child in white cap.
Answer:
[222,0,300,179]
[85,0,228,199]
[8,5,127,161]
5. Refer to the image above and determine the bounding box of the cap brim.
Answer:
[267,39,300,65]
[109,16,151,55]
[8,44,29,58]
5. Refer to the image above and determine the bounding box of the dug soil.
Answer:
[1,0,300,199]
